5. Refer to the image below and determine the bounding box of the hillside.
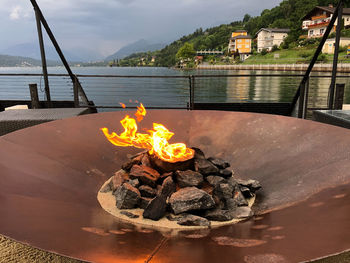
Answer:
[0,54,61,67]
[118,0,348,67]
[105,39,166,61]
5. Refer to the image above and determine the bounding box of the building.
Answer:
[256,28,290,52]
[228,30,252,61]
[322,37,350,54]
[302,4,350,38]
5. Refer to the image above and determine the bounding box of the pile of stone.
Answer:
[100,148,261,227]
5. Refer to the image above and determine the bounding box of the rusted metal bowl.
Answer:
[1,110,350,263]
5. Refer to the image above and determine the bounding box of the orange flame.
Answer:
[101,104,194,163]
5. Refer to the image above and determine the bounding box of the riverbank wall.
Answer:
[197,63,350,73]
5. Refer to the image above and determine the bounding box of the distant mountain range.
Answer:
[0,42,100,62]
[105,39,166,61]
[0,54,61,67]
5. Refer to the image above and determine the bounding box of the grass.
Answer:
[242,47,350,65]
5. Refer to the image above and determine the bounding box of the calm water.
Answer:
[0,66,350,110]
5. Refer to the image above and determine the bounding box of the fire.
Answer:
[101,103,194,163]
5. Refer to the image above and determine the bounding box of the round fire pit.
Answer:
[1,110,350,263]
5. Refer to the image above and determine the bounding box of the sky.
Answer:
[0,0,282,59]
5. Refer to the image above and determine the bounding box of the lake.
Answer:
[0,66,350,111]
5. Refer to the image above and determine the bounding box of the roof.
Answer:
[255,28,290,36]
[234,30,247,33]
[231,35,252,40]
[302,6,350,20]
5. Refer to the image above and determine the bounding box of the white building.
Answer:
[302,5,350,38]
[256,28,290,52]
[322,37,350,54]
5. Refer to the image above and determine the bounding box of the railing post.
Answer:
[73,76,79,107]
[191,75,195,110]
[334,83,345,110]
[328,1,343,110]
[29,84,40,109]
[298,82,306,118]
[302,77,309,119]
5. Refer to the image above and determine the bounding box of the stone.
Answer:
[177,214,210,227]
[240,186,254,198]
[226,191,248,210]
[157,172,173,184]
[169,187,215,214]
[139,185,157,198]
[122,154,143,171]
[148,152,195,173]
[213,183,234,200]
[129,164,160,188]
[110,169,128,191]
[231,206,254,219]
[194,158,219,176]
[141,154,152,167]
[236,179,262,192]
[128,178,140,188]
[160,176,176,198]
[176,170,204,188]
[208,157,230,169]
[166,214,185,221]
[218,169,233,178]
[143,196,167,221]
[204,209,233,221]
[192,147,206,160]
[100,183,112,193]
[206,176,226,187]
[227,177,238,188]
[114,183,141,209]
[139,197,152,209]
[120,211,139,219]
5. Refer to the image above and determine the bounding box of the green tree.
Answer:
[176,43,196,60]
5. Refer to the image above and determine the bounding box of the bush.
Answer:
[271,45,279,52]
[317,53,327,62]
[261,48,268,55]
[299,51,313,58]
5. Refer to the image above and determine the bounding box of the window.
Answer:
[245,45,249,48]
[237,45,242,49]
[238,39,242,43]
[320,28,324,35]
[309,30,314,36]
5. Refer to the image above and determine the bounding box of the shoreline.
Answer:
[197,63,350,72]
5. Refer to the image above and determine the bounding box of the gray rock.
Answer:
[227,177,238,188]
[236,179,262,192]
[139,197,152,209]
[141,154,152,167]
[204,209,233,221]
[122,154,143,171]
[143,196,167,221]
[192,147,206,160]
[194,158,220,176]
[166,214,184,221]
[120,211,139,219]
[139,185,157,198]
[114,183,141,209]
[226,191,248,210]
[160,176,176,198]
[177,214,210,227]
[213,183,234,200]
[169,187,215,214]
[110,169,127,191]
[240,186,254,198]
[176,170,204,188]
[231,206,254,219]
[218,169,233,178]
[129,164,160,188]
[128,178,140,188]
[157,172,173,184]
[206,176,226,187]
[208,157,230,169]
[100,183,112,193]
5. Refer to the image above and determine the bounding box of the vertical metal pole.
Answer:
[34,8,52,107]
[328,1,343,110]
[188,76,192,110]
[298,82,305,118]
[302,77,309,119]
[191,75,195,110]
[73,76,79,108]
[29,84,40,109]
[334,83,345,110]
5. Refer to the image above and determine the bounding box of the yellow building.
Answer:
[228,30,252,61]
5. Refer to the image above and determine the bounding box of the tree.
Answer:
[176,43,196,60]
[243,14,251,23]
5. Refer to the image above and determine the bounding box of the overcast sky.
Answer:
[0,0,282,58]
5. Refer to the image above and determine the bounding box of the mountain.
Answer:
[1,42,101,62]
[0,54,61,67]
[105,39,166,61]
